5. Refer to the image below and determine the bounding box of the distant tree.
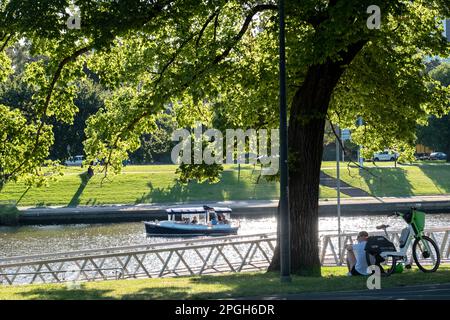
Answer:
[417,62,450,161]
[130,112,178,164]
[0,65,104,163]
[0,74,34,117]
[429,61,450,87]
[417,114,450,161]
[425,58,443,73]
[50,80,104,161]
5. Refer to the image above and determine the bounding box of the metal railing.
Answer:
[0,233,276,285]
[320,227,450,266]
[1,227,449,286]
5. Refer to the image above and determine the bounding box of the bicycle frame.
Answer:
[379,211,432,261]
[379,224,415,260]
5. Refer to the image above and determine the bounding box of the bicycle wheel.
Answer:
[380,255,397,276]
[412,236,440,273]
[366,253,396,276]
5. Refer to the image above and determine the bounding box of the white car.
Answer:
[373,151,398,162]
[65,155,84,166]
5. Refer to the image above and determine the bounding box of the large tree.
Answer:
[1,1,449,275]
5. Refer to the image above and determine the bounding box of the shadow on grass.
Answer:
[13,266,450,300]
[68,173,92,207]
[121,285,214,300]
[320,171,370,197]
[419,165,450,195]
[121,272,367,300]
[134,170,277,204]
[18,286,113,300]
[361,168,414,197]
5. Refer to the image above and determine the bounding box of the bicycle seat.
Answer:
[376,224,390,230]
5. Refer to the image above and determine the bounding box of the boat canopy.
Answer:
[166,207,232,214]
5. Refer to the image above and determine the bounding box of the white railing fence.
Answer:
[320,227,450,266]
[1,227,449,286]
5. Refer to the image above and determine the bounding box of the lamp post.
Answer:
[335,125,342,265]
[445,19,449,40]
[279,0,291,282]
[357,117,364,172]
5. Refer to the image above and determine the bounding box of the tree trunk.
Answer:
[268,41,366,276]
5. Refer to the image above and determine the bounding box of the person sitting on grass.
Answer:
[346,231,370,276]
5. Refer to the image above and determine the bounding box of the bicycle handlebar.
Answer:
[388,211,402,217]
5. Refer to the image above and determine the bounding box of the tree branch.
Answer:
[154,33,196,87]
[212,4,277,65]
[8,46,91,179]
[0,34,12,52]
[101,4,279,173]
[196,8,221,48]
[327,115,379,180]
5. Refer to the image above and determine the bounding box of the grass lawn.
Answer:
[0,162,449,207]
[0,164,341,207]
[0,265,449,300]
[322,164,450,197]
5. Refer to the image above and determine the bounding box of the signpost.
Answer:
[340,129,351,162]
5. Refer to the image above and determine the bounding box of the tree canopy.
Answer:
[1,0,449,274]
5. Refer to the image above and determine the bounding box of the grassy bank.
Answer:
[323,163,450,197]
[0,265,449,300]
[0,162,449,207]
[0,165,341,207]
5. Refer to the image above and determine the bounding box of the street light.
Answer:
[335,125,342,265]
[278,0,291,282]
[445,19,449,40]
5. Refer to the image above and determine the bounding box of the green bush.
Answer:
[0,201,20,225]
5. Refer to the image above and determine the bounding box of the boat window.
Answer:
[208,212,218,221]
[181,214,204,223]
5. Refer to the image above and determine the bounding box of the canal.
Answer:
[1,214,450,258]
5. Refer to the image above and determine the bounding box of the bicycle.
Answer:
[367,207,440,276]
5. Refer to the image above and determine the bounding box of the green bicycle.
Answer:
[366,208,441,276]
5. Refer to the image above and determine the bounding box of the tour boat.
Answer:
[144,206,239,236]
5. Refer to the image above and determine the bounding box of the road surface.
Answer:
[241,283,450,300]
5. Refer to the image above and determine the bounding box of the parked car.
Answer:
[373,151,399,162]
[65,155,84,166]
[415,153,430,161]
[429,152,447,161]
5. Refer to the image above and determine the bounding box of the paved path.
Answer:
[240,283,450,300]
[320,171,371,197]
[13,195,450,224]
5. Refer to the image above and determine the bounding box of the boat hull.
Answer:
[144,222,239,237]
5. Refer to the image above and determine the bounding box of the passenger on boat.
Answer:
[217,213,228,224]
[191,216,198,224]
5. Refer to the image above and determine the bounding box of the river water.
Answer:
[1,214,450,258]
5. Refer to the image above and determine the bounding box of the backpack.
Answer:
[364,236,396,270]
